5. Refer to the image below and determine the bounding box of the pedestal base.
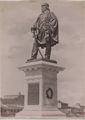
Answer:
[16,60,65,118]
[16,108,65,118]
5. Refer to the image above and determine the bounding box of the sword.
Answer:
[31,27,44,59]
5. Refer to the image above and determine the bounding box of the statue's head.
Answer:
[41,3,49,13]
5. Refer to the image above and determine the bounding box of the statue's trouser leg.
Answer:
[31,40,38,59]
[45,41,51,59]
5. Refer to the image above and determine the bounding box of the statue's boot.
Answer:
[26,57,36,63]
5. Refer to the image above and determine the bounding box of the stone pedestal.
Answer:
[16,59,65,118]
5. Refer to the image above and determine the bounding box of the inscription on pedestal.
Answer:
[28,83,39,105]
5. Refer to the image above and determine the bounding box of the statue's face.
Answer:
[41,6,47,13]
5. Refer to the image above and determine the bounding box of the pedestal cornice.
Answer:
[19,59,64,74]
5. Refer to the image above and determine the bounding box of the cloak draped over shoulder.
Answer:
[33,9,59,48]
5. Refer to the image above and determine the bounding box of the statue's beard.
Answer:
[42,9,49,13]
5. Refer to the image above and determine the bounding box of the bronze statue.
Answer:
[27,3,59,61]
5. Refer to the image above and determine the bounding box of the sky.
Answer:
[0,0,85,106]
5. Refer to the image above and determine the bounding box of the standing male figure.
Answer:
[30,3,59,60]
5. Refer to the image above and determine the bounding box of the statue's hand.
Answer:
[31,26,37,32]
[56,40,59,44]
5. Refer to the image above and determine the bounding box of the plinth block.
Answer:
[16,59,65,118]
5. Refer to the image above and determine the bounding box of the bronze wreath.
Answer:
[46,88,53,99]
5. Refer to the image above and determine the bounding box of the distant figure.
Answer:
[28,3,59,61]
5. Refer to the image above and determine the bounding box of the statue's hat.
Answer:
[41,3,49,8]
